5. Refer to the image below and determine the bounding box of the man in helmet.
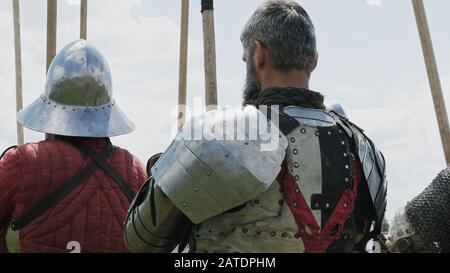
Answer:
[0,40,147,253]
[124,0,387,253]
[386,167,450,253]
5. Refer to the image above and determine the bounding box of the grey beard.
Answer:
[242,60,261,103]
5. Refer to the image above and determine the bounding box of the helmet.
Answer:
[17,39,134,137]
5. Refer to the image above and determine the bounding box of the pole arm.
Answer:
[178,0,189,129]
[46,0,57,71]
[12,0,24,145]
[45,0,57,140]
[201,0,218,110]
[412,0,450,165]
[80,0,87,39]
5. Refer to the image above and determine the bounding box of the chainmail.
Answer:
[405,167,450,253]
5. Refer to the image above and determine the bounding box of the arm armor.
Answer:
[123,153,190,253]
[123,178,190,253]
[328,103,388,240]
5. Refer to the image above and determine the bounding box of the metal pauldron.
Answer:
[332,112,388,231]
[151,105,288,224]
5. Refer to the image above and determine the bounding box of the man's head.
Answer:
[241,0,318,101]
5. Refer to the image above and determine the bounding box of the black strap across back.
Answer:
[10,140,135,231]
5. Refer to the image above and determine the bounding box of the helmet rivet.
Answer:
[293,149,298,155]
[290,137,296,143]
[225,153,230,158]
[300,128,306,134]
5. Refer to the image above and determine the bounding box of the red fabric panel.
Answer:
[277,158,362,253]
[0,139,147,253]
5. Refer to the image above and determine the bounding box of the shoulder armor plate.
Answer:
[283,106,336,127]
[152,105,288,224]
[334,115,388,230]
[326,102,348,119]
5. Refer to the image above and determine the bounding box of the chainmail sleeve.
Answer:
[405,167,450,252]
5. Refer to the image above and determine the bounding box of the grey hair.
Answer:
[241,0,317,72]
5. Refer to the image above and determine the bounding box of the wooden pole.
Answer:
[80,0,87,39]
[412,0,450,165]
[178,0,189,129]
[201,0,217,110]
[45,0,57,140]
[12,0,24,145]
[46,0,57,71]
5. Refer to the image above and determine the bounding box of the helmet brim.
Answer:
[17,95,135,137]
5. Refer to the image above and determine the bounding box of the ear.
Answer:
[253,41,267,69]
[310,54,319,72]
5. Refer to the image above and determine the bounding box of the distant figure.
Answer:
[124,0,387,253]
[387,167,450,253]
[0,40,147,253]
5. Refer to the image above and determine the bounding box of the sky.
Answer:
[0,0,449,222]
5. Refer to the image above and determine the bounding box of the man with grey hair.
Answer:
[124,0,387,253]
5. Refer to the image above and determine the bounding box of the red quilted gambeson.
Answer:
[0,138,147,253]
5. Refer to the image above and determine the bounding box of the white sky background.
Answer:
[0,0,449,222]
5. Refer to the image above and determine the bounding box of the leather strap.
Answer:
[11,141,135,231]
[85,145,135,202]
[0,146,18,160]
[10,145,111,231]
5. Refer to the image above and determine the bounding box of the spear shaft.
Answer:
[412,0,450,165]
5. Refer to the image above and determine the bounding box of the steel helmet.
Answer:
[17,39,134,137]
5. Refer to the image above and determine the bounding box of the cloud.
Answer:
[66,0,80,6]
